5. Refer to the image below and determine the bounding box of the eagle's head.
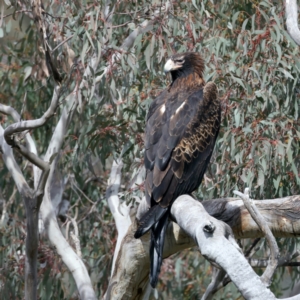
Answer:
[163,52,204,82]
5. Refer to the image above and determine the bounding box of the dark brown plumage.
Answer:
[134,52,221,287]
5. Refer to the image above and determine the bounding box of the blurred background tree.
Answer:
[0,0,300,299]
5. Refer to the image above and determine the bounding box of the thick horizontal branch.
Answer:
[172,196,276,300]
[106,194,300,299]
[203,195,300,238]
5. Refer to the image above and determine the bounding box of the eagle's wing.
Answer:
[135,82,220,288]
[144,82,220,208]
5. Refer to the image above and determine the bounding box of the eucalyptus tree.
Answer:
[1,0,300,299]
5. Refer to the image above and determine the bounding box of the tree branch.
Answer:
[2,86,60,142]
[40,157,96,300]
[0,125,30,193]
[0,86,60,174]
[0,103,41,189]
[106,194,300,299]
[285,0,300,45]
[37,54,101,300]
[201,268,227,300]
[172,195,277,299]
[234,188,279,286]
[106,159,132,276]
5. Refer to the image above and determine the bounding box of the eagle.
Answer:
[134,52,221,288]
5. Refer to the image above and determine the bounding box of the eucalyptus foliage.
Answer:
[0,0,299,298]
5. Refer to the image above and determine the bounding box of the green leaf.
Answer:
[145,42,151,70]
[24,66,32,81]
[273,175,281,192]
[278,67,294,79]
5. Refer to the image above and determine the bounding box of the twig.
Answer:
[1,86,60,140]
[249,252,300,268]
[201,268,226,300]
[245,238,261,257]
[3,9,32,19]
[71,180,95,205]
[51,35,74,53]
[0,125,29,193]
[233,188,279,286]
[67,207,82,257]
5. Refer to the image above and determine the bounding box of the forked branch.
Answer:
[234,188,279,286]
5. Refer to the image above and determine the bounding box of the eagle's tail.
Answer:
[134,205,169,288]
[149,211,168,287]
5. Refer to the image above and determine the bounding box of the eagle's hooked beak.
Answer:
[164,57,185,73]
[163,59,176,73]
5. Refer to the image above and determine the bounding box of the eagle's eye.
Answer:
[175,59,184,64]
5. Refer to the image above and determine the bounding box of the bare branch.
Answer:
[0,87,60,174]
[0,103,41,188]
[201,268,227,300]
[202,195,300,238]
[40,160,96,300]
[171,195,277,300]
[2,86,60,142]
[51,35,75,53]
[107,194,300,298]
[106,159,131,276]
[3,9,33,19]
[234,188,279,286]
[0,125,29,193]
[36,54,101,299]
[245,238,261,257]
[69,209,82,258]
[43,54,99,162]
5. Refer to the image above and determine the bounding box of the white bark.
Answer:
[234,188,279,286]
[0,103,41,189]
[38,54,101,300]
[41,177,95,299]
[285,0,300,45]
[172,195,276,300]
[0,51,100,300]
[106,194,300,299]
[0,125,30,192]
[106,159,132,276]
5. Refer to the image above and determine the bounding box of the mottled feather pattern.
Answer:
[145,73,220,208]
[135,52,221,287]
